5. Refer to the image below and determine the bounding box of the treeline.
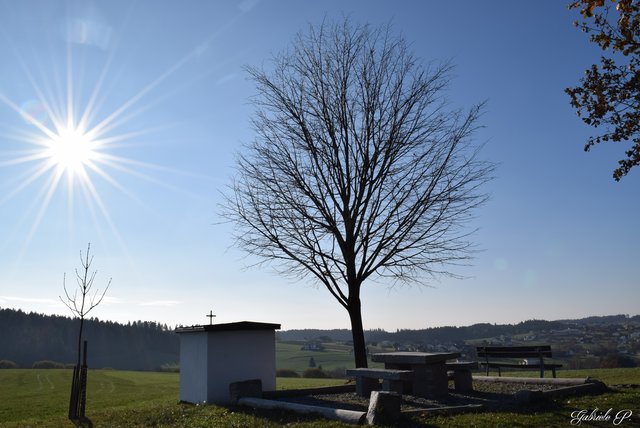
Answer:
[277,316,640,345]
[277,320,569,344]
[558,314,637,326]
[0,308,178,370]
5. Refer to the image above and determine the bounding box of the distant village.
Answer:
[411,323,639,369]
[285,315,640,369]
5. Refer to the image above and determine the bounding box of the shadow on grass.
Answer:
[227,403,346,426]
[221,383,624,428]
[226,392,561,428]
[72,416,93,427]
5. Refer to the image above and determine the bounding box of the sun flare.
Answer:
[45,125,98,177]
[0,10,204,255]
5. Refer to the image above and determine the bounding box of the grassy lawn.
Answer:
[276,341,357,373]
[0,369,179,427]
[276,341,384,374]
[276,377,347,390]
[0,368,638,427]
[0,369,351,428]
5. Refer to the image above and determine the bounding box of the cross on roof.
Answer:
[206,310,216,325]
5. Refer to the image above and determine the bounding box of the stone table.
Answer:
[371,352,461,398]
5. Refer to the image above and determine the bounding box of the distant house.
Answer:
[301,341,324,351]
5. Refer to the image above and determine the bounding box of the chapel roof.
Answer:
[175,321,281,333]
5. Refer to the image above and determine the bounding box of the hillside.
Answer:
[278,315,640,348]
[1,307,638,371]
[0,308,178,370]
[278,315,640,370]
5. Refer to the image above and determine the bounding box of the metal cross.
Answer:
[206,310,216,325]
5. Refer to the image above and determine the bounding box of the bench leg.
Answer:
[356,377,379,397]
[382,379,404,396]
[453,370,473,393]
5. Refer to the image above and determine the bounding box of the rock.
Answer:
[366,391,401,425]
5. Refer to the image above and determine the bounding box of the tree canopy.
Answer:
[224,19,493,367]
[566,0,640,180]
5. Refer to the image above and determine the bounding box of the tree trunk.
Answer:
[347,299,368,368]
[76,317,84,367]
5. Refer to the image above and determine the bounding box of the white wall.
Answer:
[179,331,208,403]
[178,327,277,404]
[206,329,276,403]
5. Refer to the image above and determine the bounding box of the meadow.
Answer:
[278,341,360,373]
[1,368,639,427]
[276,341,386,373]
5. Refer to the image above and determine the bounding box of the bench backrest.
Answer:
[476,345,553,359]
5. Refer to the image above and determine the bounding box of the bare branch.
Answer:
[222,18,493,367]
[59,243,112,368]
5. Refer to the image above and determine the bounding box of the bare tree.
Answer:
[224,20,493,368]
[60,243,111,367]
[60,243,110,424]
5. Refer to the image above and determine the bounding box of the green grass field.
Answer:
[1,368,639,427]
[276,341,385,373]
[276,341,357,373]
[0,369,179,427]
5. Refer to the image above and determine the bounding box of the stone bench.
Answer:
[445,361,478,392]
[345,368,414,397]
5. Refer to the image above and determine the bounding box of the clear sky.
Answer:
[0,0,638,331]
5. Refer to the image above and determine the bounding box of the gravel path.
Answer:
[279,379,565,413]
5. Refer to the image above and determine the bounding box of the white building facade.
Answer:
[176,321,280,404]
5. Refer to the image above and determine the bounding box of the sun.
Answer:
[0,10,208,253]
[45,125,98,178]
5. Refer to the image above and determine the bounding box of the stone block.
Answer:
[366,391,401,425]
[514,389,544,404]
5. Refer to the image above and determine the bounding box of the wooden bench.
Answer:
[445,361,478,392]
[345,368,413,397]
[476,345,562,378]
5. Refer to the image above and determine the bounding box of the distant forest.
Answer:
[0,308,178,370]
[277,320,571,344]
[1,308,638,370]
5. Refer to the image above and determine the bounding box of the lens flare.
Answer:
[19,100,49,125]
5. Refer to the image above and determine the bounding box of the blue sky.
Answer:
[0,0,637,330]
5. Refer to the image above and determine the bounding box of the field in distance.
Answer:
[276,340,386,373]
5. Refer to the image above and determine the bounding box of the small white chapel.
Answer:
[176,319,281,404]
